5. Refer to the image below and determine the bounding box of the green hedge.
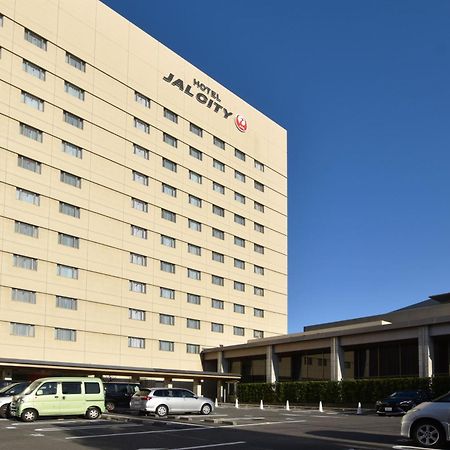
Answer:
[236,376,446,405]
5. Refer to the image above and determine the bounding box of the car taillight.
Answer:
[141,396,152,400]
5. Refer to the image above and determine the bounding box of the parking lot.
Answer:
[0,405,436,450]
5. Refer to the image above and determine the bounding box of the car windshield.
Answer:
[0,383,28,396]
[22,380,42,395]
[389,391,417,399]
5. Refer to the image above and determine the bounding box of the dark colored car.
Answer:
[104,382,140,412]
[376,390,432,416]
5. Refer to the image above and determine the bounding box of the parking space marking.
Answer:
[172,442,246,450]
[35,422,143,431]
[220,419,307,428]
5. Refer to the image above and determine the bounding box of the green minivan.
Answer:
[10,377,105,422]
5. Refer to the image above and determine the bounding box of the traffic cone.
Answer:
[215,398,218,408]
[319,401,323,412]
[286,400,290,411]
[235,398,239,408]
[357,402,362,415]
[260,400,264,410]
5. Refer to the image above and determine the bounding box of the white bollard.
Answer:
[286,400,290,411]
[235,398,239,408]
[215,398,218,408]
[260,399,264,410]
[357,402,362,415]
[319,401,323,413]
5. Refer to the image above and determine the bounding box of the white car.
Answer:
[0,382,30,417]
[401,391,450,448]
[129,388,214,417]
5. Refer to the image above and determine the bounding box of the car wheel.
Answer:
[155,404,168,417]
[21,409,38,422]
[0,404,9,418]
[413,420,445,448]
[105,401,115,412]
[85,407,101,420]
[200,403,212,415]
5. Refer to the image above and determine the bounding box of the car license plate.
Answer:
[385,407,392,412]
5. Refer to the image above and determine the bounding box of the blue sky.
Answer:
[102,0,450,333]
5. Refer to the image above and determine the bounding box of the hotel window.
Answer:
[59,202,80,218]
[213,136,225,149]
[234,259,245,270]
[161,235,176,248]
[20,123,43,142]
[60,171,81,188]
[188,219,202,232]
[211,323,223,333]
[190,123,203,137]
[160,314,175,325]
[162,157,177,172]
[58,233,79,249]
[15,221,38,238]
[64,81,85,100]
[188,244,201,256]
[0,14,3,26]
[162,183,177,197]
[12,288,36,304]
[254,244,265,254]
[233,326,245,336]
[187,293,201,305]
[159,340,174,352]
[21,91,44,111]
[161,209,176,223]
[235,149,246,161]
[56,296,77,310]
[187,318,200,329]
[211,299,224,310]
[234,236,245,247]
[55,328,76,342]
[62,141,82,158]
[189,171,202,184]
[254,330,264,339]
[254,180,265,192]
[57,264,78,279]
[213,159,225,172]
[212,205,224,217]
[129,309,146,321]
[129,337,145,349]
[254,308,264,318]
[24,28,47,49]
[135,91,150,108]
[163,132,177,147]
[16,188,40,206]
[64,111,83,129]
[23,59,45,80]
[161,261,175,274]
[235,170,245,182]
[212,252,224,263]
[130,280,146,293]
[160,287,175,299]
[134,144,149,160]
[211,275,224,286]
[18,155,41,173]
[131,225,147,239]
[189,195,202,207]
[254,222,265,233]
[130,253,147,266]
[212,228,224,240]
[254,201,265,212]
[134,117,149,133]
[234,303,245,314]
[213,182,225,194]
[234,282,245,292]
[132,198,148,212]
[66,52,86,72]
[164,108,178,123]
[234,214,245,226]
[234,192,246,204]
[187,344,200,354]
[188,268,201,280]
[254,160,265,172]
[11,323,35,337]
[132,170,148,186]
[254,286,265,296]
[254,265,265,275]
[189,147,203,160]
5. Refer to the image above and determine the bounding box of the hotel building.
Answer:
[0,0,287,385]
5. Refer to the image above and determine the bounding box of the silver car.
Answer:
[401,391,450,448]
[129,388,214,417]
[0,382,30,418]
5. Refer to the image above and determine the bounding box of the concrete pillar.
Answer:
[163,378,173,388]
[193,380,202,397]
[217,349,229,373]
[418,326,433,377]
[266,345,278,383]
[330,337,344,381]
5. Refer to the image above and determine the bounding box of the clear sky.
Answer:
[102,0,450,333]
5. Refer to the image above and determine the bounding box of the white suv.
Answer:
[401,391,450,448]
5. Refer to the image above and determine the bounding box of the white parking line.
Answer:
[35,423,143,431]
[220,419,307,428]
[172,442,246,450]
